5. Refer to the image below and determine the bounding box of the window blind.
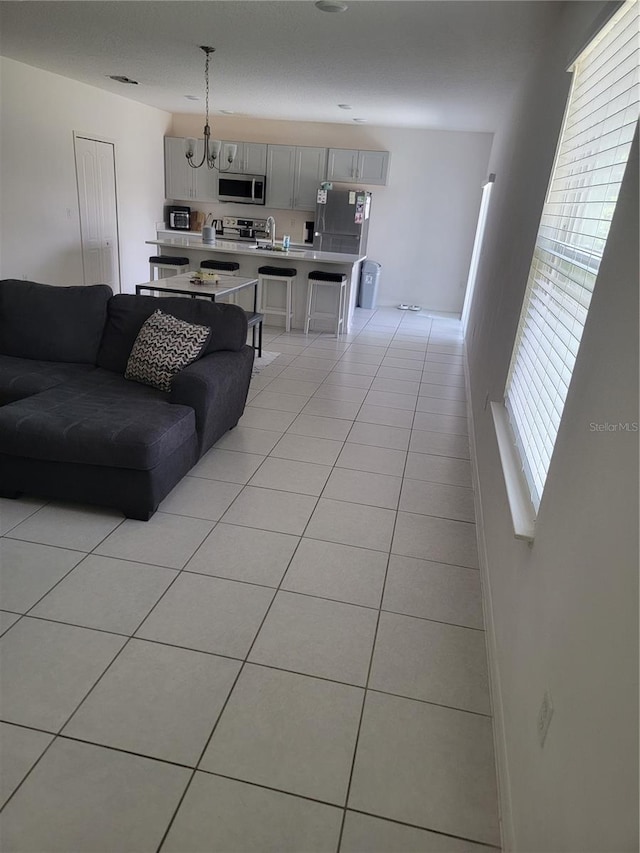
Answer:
[505,0,639,510]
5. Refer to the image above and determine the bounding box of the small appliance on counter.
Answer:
[167,205,191,231]
[200,214,223,243]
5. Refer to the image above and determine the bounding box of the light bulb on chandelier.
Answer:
[184,46,237,170]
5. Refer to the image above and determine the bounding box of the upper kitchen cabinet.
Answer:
[165,137,192,200]
[164,137,218,202]
[266,145,296,209]
[266,145,328,210]
[294,146,328,209]
[223,141,268,175]
[326,148,390,186]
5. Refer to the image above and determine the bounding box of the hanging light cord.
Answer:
[186,46,234,170]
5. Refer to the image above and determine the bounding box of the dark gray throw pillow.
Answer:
[125,310,211,392]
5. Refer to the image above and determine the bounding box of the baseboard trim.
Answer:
[463,343,515,853]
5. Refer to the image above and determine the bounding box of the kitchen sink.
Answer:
[253,244,306,255]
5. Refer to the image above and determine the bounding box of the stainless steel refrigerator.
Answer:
[313,189,372,254]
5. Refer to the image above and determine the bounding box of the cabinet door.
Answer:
[222,141,267,174]
[266,145,296,209]
[192,139,219,202]
[357,150,390,186]
[164,137,194,200]
[243,142,268,175]
[327,148,359,182]
[293,146,327,210]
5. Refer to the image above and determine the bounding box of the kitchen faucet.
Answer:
[266,216,276,246]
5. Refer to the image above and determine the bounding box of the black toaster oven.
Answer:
[168,205,191,230]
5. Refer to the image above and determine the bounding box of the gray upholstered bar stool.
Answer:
[258,265,297,332]
[304,270,348,336]
[148,255,190,280]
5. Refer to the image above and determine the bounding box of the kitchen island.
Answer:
[146,237,366,332]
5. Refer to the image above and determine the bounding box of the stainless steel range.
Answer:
[222,217,268,242]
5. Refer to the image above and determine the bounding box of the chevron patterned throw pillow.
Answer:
[125,309,211,392]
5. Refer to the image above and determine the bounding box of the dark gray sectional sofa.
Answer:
[0,279,254,520]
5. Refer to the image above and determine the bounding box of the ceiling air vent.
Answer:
[108,75,138,85]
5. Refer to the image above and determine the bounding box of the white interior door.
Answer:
[74,136,121,292]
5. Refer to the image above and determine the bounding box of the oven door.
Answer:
[218,174,266,205]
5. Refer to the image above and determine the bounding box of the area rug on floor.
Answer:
[251,351,280,376]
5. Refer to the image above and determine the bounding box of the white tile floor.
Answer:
[0,308,500,852]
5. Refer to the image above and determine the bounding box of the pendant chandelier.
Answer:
[185,46,237,171]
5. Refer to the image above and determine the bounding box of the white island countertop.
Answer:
[146,237,366,266]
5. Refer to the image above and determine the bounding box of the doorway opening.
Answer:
[74,134,121,292]
[461,173,495,334]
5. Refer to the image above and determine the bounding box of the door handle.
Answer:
[251,179,256,201]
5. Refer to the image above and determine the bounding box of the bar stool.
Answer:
[148,256,190,281]
[201,259,262,354]
[304,270,348,336]
[201,259,241,304]
[258,265,297,332]
[200,260,240,274]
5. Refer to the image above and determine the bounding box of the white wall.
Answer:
[0,58,172,291]
[172,114,492,313]
[466,3,639,850]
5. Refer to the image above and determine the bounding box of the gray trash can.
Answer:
[358,260,381,308]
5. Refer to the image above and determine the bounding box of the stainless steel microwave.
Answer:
[218,173,266,205]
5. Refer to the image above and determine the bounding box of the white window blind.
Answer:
[505,0,639,510]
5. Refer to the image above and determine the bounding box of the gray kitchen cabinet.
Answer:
[266,145,296,209]
[326,148,359,183]
[223,141,268,174]
[165,136,194,201]
[266,144,327,210]
[327,147,389,186]
[294,146,328,209]
[164,137,218,202]
[357,149,390,185]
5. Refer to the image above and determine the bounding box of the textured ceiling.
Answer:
[0,0,561,132]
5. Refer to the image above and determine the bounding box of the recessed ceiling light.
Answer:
[184,95,200,101]
[353,118,366,123]
[315,1,348,12]
[108,75,138,85]
[338,104,352,110]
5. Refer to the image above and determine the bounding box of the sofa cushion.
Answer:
[96,294,248,374]
[0,369,196,470]
[0,355,96,405]
[0,280,112,364]
[125,310,211,392]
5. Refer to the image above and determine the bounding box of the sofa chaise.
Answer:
[0,279,254,520]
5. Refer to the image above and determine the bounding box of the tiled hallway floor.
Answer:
[0,308,500,852]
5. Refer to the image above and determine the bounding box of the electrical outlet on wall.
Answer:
[537,689,554,747]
